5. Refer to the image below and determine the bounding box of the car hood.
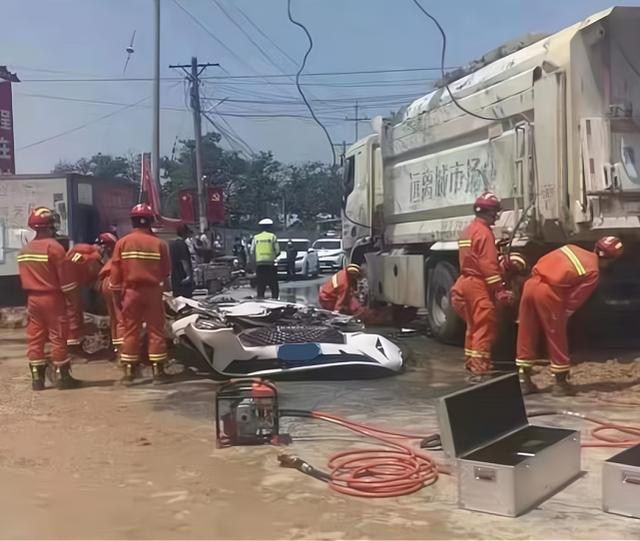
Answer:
[317,249,342,258]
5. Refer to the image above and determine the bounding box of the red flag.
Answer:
[179,189,195,222]
[140,153,182,230]
[0,82,16,174]
[207,187,225,223]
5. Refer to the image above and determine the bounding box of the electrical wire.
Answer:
[17,95,151,151]
[410,0,515,123]
[286,0,336,169]
[281,410,443,498]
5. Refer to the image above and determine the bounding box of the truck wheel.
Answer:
[427,261,465,346]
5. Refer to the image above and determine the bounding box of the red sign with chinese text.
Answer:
[0,82,16,174]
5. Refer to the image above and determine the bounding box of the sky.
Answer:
[3,0,639,174]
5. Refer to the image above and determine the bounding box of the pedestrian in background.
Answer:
[250,218,279,299]
[170,224,195,298]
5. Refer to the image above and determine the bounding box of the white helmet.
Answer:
[258,218,274,226]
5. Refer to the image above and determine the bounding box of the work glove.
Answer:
[494,288,515,307]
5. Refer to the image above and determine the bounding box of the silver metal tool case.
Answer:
[603,443,640,519]
[437,373,581,517]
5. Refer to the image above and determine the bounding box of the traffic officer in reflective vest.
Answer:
[65,241,102,351]
[109,204,171,385]
[95,232,121,360]
[251,218,279,299]
[516,236,623,396]
[449,192,514,380]
[319,264,363,313]
[17,207,82,391]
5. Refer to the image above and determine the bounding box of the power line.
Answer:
[17,96,151,151]
[17,67,449,84]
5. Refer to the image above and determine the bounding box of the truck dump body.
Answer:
[373,6,640,246]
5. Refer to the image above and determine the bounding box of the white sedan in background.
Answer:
[276,238,320,278]
[312,237,346,273]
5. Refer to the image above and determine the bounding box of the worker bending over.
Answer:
[95,232,121,360]
[17,207,81,391]
[319,264,363,314]
[65,241,102,351]
[516,236,623,396]
[450,193,514,379]
[110,204,172,385]
[251,218,279,299]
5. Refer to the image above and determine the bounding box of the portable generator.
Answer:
[215,378,280,448]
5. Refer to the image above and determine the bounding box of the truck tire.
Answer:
[427,261,465,346]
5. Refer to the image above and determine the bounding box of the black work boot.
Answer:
[151,362,172,385]
[121,362,136,386]
[55,362,82,390]
[518,367,539,395]
[29,362,47,391]
[552,371,576,397]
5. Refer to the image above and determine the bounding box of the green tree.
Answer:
[52,153,140,182]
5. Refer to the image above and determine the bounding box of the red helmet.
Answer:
[96,232,118,247]
[595,236,623,259]
[474,192,502,213]
[27,207,55,229]
[130,203,155,220]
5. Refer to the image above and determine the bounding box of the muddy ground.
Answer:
[1,318,640,540]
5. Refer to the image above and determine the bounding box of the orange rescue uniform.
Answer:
[17,238,76,366]
[98,258,122,347]
[449,217,503,374]
[516,245,599,374]
[65,243,102,346]
[109,229,171,366]
[318,269,361,314]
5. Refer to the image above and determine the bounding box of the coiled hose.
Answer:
[280,410,445,498]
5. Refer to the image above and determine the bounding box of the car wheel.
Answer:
[426,261,465,346]
[312,260,319,278]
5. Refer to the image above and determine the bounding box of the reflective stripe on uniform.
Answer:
[550,362,570,374]
[560,246,586,276]
[458,240,472,248]
[17,254,49,263]
[485,274,502,285]
[331,273,339,288]
[121,251,161,260]
[465,348,490,358]
[61,282,78,292]
[67,339,80,346]
[148,352,167,361]
[254,232,278,263]
[120,353,139,362]
[71,252,83,263]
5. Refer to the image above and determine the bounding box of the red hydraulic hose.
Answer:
[290,410,445,498]
[528,410,640,448]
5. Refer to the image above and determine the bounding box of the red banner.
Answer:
[207,187,225,223]
[0,82,16,174]
[178,189,195,223]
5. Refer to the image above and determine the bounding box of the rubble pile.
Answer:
[532,359,640,405]
[0,307,28,328]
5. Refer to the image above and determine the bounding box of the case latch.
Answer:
[622,471,640,486]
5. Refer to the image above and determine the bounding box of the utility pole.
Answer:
[345,101,369,141]
[151,0,161,185]
[169,57,220,233]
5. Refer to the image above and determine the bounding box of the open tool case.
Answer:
[437,373,581,517]
[603,443,640,519]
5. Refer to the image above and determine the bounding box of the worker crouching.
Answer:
[95,232,121,361]
[319,264,363,314]
[109,204,172,385]
[449,193,515,380]
[17,207,82,391]
[516,236,623,397]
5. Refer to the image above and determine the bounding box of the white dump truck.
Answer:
[342,6,640,349]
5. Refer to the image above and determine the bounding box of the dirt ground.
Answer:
[2,326,640,540]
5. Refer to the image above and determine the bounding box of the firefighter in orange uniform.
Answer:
[516,236,623,396]
[319,264,363,314]
[17,207,82,391]
[95,232,121,359]
[449,193,514,379]
[109,204,171,385]
[65,241,102,351]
